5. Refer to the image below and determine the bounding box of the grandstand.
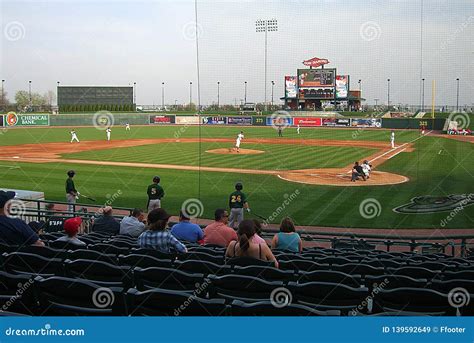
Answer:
[0,198,472,317]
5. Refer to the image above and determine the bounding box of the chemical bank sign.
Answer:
[4,113,50,127]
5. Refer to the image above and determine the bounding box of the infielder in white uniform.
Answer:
[70,130,80,143]
[106,127,111,141]
[297,124,301,135]
[234,131,244,152]
[390,130,395,148]
[125,123,130,131]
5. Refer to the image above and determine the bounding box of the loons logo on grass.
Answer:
[5,112,18,126]
[393,194,474,214]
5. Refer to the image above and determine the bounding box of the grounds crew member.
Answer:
[228,182,250,229]
[147,176,164,212]
[66,170,79,212]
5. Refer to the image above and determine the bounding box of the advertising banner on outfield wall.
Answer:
[4,113,49,126]
[149,115,175,124]
[266,116,293,127]
[227,116,253,125]
[322,118,351,127]
[201,116,226,125]
[175,116,200,125]
[252,116,266,126]
[293,117,322,127]
[351,118,381,128]
[0,115,3,127]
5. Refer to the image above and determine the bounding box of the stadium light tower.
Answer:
[456,78,460,111]
[28,80,32,107]
[217,81,220,108]
[421,78,425,112]
[358,79,362,110]
[244,81,247,103]
[387,79,391,108]
[1,80,4,109]
[133,82,136,105]
[256,18,278,111]
[189,82,193,106]
[162,82,165,109]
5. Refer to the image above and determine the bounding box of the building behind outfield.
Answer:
[57,86,134,112]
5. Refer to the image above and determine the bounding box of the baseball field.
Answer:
[0,124,472,229]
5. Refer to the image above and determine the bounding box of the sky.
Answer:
[1,0,473,107]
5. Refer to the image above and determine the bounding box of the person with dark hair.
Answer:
[65,170,78,212]
[91,206,120,235]
[226,220,278,267]
[228,182,249,229]
[251,219,266,244]
[271,217,302,253]
[203,209,237,247]
[55,217,86,246]
[147,176,164,212]
[171,211,204,243]
[0,191,44,247]
[351,161,366,182]
[138,208,187,253]
[120,208,146,237]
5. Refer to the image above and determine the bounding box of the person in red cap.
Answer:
[54,217,86,246]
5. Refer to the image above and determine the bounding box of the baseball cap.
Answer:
[147,208,171,223]
[63,217,82,236]
[0,191,16,208]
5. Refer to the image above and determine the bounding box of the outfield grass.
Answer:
[63,142,376,171]
[0,126,472,229]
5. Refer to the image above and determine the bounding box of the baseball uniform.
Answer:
[147,183,164,212]
[70,130,79,143]
[228,190,247,229]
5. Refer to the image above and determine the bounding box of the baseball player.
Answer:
[65,170,79,212]
[106,127,111,141]
[278,125,283,137]
[362,160,372,179]
[70,129,80,143]
[297,124,301,135]
[125,123,131,131]
[390,130,395,148]
[147,176,164,212]
[234,131,244,152]
[228,182,250,229]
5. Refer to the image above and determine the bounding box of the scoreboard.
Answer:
[298,68,336,87]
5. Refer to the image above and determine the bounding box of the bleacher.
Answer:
[1,228,473,316]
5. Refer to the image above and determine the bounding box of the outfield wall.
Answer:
[1,113,447,130]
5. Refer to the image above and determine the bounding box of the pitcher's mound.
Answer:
[206,148,265,155]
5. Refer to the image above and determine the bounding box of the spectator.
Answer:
[226,220,278,267]
[171,211,204,243]
[120,208,146,238]
[91,206,120,235]
[271,217,302,253]
[203,209,238,247]
[147,176,164,212]
[251,219,266,245]
[43,203,65,233]
[138,208,187,253]
[0,191,44,246]
[54,217,86,246]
